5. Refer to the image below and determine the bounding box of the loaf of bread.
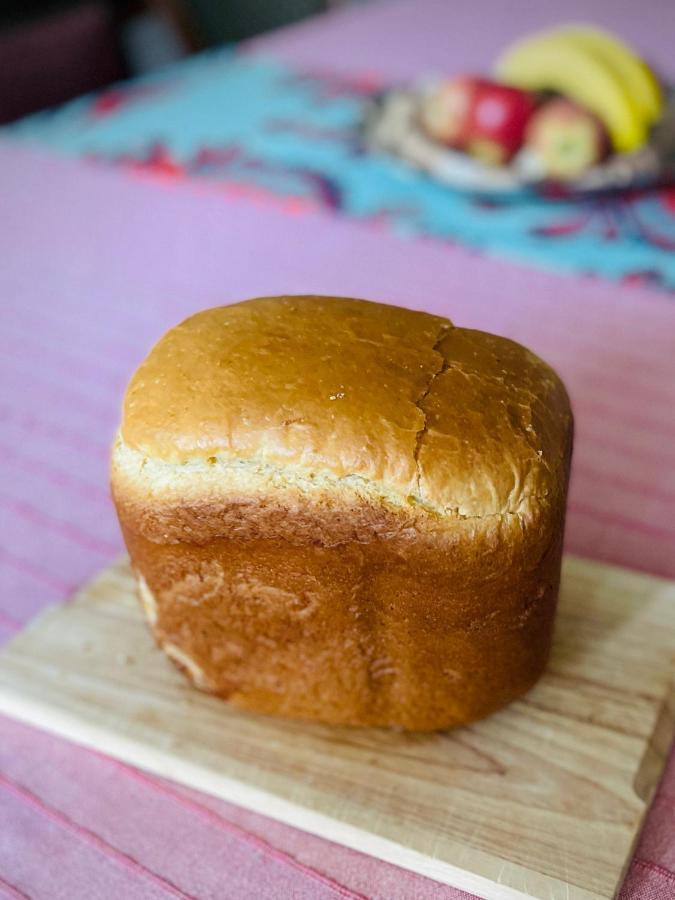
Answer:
[111,295,572,731]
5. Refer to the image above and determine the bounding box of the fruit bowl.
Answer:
[362,83,675,196]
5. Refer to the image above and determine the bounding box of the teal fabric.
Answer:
[8,49,675,290]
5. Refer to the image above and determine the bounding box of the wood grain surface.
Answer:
[0,556,673,900]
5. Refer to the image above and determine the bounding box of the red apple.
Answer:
[421,77,536,163]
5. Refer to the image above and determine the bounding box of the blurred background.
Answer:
[0,0,358,122]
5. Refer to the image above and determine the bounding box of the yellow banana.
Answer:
[559,25,662,124]
[496,31,647,152]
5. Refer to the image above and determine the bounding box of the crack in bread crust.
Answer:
[412,321,454,495]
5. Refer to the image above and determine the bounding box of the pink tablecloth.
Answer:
[2,2,675,897]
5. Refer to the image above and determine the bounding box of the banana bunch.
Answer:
[496,25,663,153]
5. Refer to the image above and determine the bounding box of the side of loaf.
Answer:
[111,295,573,730]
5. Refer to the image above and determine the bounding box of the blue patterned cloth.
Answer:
[8,49,675,290]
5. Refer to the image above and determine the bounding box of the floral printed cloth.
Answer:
[7,48,675,290]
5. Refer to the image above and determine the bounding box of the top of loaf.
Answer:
[118,295,571,518]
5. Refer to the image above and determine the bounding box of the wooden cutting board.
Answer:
[0,556,673,900]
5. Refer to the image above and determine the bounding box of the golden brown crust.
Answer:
[120,295,571,516]
[122,296,448,497]
[112,295,573,730]
[419,327,571,516]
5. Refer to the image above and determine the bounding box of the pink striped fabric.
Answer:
[1,125,674,897]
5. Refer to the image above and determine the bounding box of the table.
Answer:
[1,2,675,898]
